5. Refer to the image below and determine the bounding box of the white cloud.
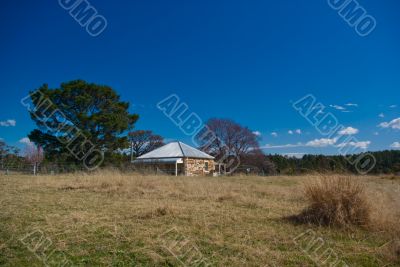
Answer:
[252,131,262,137]
[0,119,16,127]
[378,113,385,118]
[19,137,34,147]
[282,153,305,159]
[373,132,379,136]
[390,142,400,149]
[338,126,359,135]
[288,129,301,135]
[306,138,337,147]
[264,138,337,149]
[263,137,371,150]
[336,141,371,150]
[379,118,400,130]
[262,143,303,149]
[330,105,346,111]
[270,132,278,137]
[389,105,397,108]
[345,103,358,107]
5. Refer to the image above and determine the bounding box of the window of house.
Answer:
[204,162,209,171]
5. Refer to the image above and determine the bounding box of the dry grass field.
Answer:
[0,171,399,266]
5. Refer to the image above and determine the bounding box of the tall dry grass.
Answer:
[2,171,399,264]
[296,176,371,227]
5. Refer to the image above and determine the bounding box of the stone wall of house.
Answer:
[183,158,215,176]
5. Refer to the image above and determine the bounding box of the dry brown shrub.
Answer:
[384,240,400,263]
[291,176,371,227]
[136,206,172,219]
[216,194,237,202]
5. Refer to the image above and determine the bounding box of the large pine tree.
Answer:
[25,80,139,167]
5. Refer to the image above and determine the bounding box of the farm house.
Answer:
[132,141,219,176]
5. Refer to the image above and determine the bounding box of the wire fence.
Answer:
[0,162,87,175]
[0,161,265,176]
[0,162,186,176]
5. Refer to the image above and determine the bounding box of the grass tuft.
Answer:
[290,176,371,228]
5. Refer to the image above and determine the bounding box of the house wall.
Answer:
[133,162,183,176]
[183,158,215,176]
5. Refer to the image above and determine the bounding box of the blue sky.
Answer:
[0,0,399,155]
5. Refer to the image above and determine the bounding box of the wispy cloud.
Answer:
[262,142,302,149]
[270,132,278,137]
[330,103,358,113]
[329,104,346,111]
[281,153,305,158]
[338,126,359,135]
[263,138,338,149]
[252,131,262,137]
[19,137,34,147]
[0,119,16,127]
[378,113,385,118]
[345,103,358,107]
[379,118,400,130]
[336,141,371,149]
[390,142,400,149]
[389,105,397,108]
[288,129,301,135]
[306,138,337,147]
[263,137,371,150]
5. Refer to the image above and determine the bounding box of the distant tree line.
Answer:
[265,150,400,175]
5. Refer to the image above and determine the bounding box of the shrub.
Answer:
[295,176,371,227]
[386,239,400,263]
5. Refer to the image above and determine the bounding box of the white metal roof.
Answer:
[134,141,214,161]
[132,158,183,164]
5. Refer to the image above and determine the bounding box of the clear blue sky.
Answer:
[1,0,399,156]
